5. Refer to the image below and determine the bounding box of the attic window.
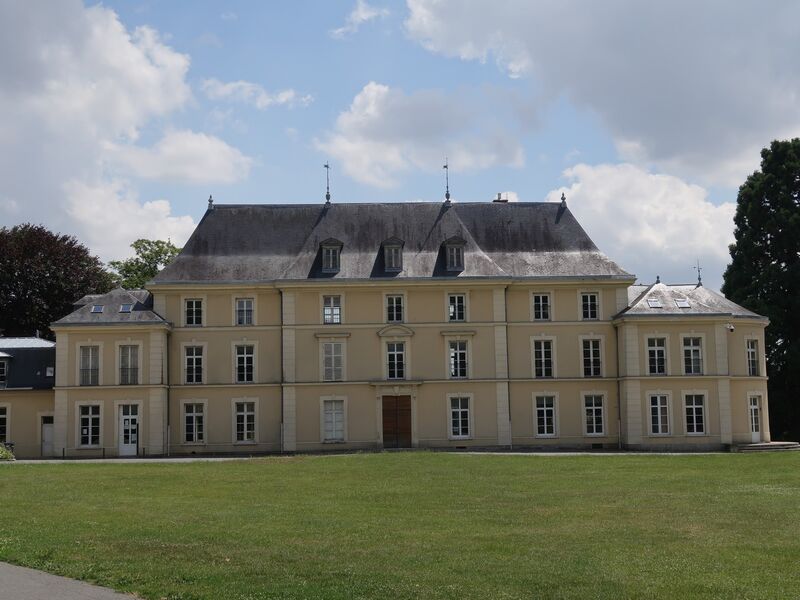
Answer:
[646,298,663,308]
[119,303,133,313]
[90,305,104,313]
[384,244,402,272]
[321,240,342,273]
[445,243,465,272]
[675,298,691,308]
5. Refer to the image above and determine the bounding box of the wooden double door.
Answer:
[382,395,412,448]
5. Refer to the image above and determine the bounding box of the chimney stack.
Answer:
[493,192,508,203]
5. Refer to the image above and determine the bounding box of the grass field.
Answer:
[1,452,799,599]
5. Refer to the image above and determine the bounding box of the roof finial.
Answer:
[324,162,331,204]
[560,192,567,207]
[693,259,703,287]
[443,158,451,203]
[208,194,214,209]
[656,275,660,284]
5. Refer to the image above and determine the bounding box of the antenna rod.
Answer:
[694,259,703,287]
[324,162,331,203]
[443,158,450,202]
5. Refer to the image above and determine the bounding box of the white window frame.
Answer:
[75,401,102,448]
[181,399,207,445]
[447,339,470,379]
[232,341,257,384]
[579,335,604,378]
[531,336,557,379]
[386,340,407,380]
[231,397,259,444]
[748,393,763,436]
[446,244,464,271]
[321,245,341,273]
[645,335,670,376]
[682,391,707,436]
[0,360,8,389]
[320,340,346,382]
[745,336,760,377]
[384,244,403,272]
[233,296,256,327]
[115,340,143,386]
[182,296,205,327]
[647,391,672,436]
[76,342,103,387]
[681,333,706,376]
[321,293,344,325]
[531,291,553,321]
[578,290,601,321]
[582,392,606,437]
[533,392,559,438]
[385,292,405,324]
[182,341,207,385]
[446,292,468,322]
[0,403,10,444]
[447,393,473,440]
[320,396,347,443]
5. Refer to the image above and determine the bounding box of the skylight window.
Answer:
[646,298,663,308]
[675,298,691,308]
[90,305,104,313]
[119,303,133,313]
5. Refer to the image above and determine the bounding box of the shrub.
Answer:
[0,444,15,461]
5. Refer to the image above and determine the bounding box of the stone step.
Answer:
[736,441,800,452]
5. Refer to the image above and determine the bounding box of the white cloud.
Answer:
[406,0,800,187]
[315,82,524,187]
[331,0,389,39]
[108,130,252,184]
[220,12,237,21]
[64,179,196,261]
[548,163,735,289]
[202,78,312,109]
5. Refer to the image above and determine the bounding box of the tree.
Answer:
[109,239,181,289]
[722,138,800,441]
[0,224,115,339]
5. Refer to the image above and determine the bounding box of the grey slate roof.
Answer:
[616,283,764,319]
[52,288,167,327]
[152,201,632,284]
[0,339,55,390]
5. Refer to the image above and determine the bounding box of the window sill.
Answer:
[233,440,257,445]
[322,439,346,444]
[181,442,207,446]
[584,433,606,437]
[77,445,101,450]
[449,436,472,441]
[535,434,559,439]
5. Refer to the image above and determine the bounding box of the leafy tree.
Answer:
[109,239,181,289]
[0,224,114,339]
[722,138,800,441]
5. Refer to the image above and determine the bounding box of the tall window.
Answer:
[387,342,405,380]
[450,397,470,438]
[322,342,343,381]
[185,299,202,326]
[0,406,7,443]
[746,339,759,376]
[449,341,468,378]
[650,395,669,435]
[235,401,256,442]
[0,360,7,388]
[185,346,203,384]
[79,405,100,446]
[648,338,667,375]
[685,394,705,434]
[79,345,99,386]
[581,293,599,320]
[236,298,253,326]
[323,295,342,324]
[119,345,138,385]
[533,294,550,321]
[322,246,340,272]
[323,399,345,442]
[582,339,602,377]
[446,245,464,271]
[683,337,703,375]
[448,294,466,322]
[385,245,402,271]
[235,345,254,383]
[584,395,604,435]
[184,403,204,443]
[536,396,556,436]
[386,295,403,323]
[533,340,553,378]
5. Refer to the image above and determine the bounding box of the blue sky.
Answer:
[1,1,799,290]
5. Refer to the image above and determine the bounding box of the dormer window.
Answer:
[119,303,133,313]
[444,238,465,272]
[90,305,104,313]
[321,239,342,273]
[382,238,404,272]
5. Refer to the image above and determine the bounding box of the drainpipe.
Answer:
[165,328,171,456]
[279,288,285,452]
[504,285,512,451]
[614,321,622,450]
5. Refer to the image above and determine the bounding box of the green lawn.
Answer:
[1,453,799,599]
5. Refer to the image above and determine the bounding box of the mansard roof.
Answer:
[152,201,632,284]
[52,288,167,327]
[617,282,765,320]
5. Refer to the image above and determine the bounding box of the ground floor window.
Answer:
[0,406,7,443]
[79,404,100,446]
[184,403,204,443]
[536,396,556,436]
[323,399,345,442]
[235,401,256,442]
[584,395,604,435]
[684,394,705,434]
[650,395,669,435]
[449,396,470,439]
